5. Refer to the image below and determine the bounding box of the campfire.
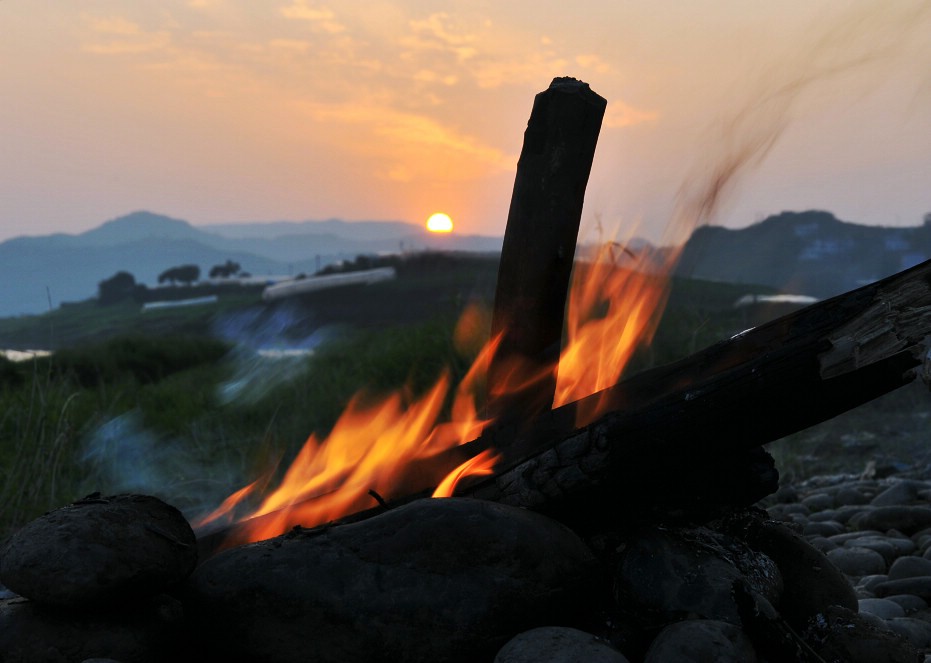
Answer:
[2,78,931,662]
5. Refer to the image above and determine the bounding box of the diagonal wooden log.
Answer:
[459,256,931,528]
[197,257,931,558]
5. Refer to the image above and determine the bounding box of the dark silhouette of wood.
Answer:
[487,77,606,425]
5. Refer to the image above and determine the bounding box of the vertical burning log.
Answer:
[488,77,607,427]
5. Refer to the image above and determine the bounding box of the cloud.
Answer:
[280,1,345,33]
[299,100,513,181]
[603,100,658,128]
[575,53,611,74]
[82,15,172,55]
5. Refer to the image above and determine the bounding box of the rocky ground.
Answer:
[756,380,931,660]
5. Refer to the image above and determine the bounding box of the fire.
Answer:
[432,449,500,498]
[555,240,676,426]
[197,240,677,548]
[195,314,498,546]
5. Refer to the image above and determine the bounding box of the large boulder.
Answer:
[0,494,197,608]
[186,497,600,663]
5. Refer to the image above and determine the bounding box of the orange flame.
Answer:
[555,241,676,426]
[432,449,501,498]
[198,241,679,548]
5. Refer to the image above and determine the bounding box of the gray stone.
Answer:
[834,504,871,524]
[494,627,628,663]
[186,498,599,663]
[845,536,900,566]
[0,595,184,663]
[858,574,891,593]
[803,520,845,537]
[872,480,930,507]
[807,536,838,554]
[852,506,931,536]
[874,577,931,601]
[886,617,931,649]
[888,555,931,581]
[739,518,857,628]
[643,619,757,662]
[885,594,929,615]
[802,604,920,663]
[828,530,885,545]
[827,546,887,576]
[801,492,834,512]
[0,494,197,608]
[858,597,907,619]
[835,485,871,506]
[614,525,782,629]
[807,509,841,523]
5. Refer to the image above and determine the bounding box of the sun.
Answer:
[426,212,454,233]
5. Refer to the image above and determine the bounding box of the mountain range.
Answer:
[1,208,928,320]
[674,210,931,298]
[0,211,503,318]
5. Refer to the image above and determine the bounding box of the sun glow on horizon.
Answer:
[426,212,454,233]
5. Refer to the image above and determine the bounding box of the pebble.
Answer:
[766,470,931,655]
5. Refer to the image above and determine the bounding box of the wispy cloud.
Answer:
[280,1,345,33]
[299,100,513,182]
[82,15,172,55]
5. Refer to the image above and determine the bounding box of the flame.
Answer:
[198,242,680,548]
[196,311,498,547]
[555,240,677,426]
[432,449,500,498]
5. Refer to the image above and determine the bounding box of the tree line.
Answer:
[97,259,248,305]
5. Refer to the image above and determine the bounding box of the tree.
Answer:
[158,264,200,286]
[98,271,137,305]
[209,259,242,279]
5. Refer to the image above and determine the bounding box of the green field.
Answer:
[0,250,869,540]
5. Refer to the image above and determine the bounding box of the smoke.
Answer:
[666,0,931,248]
[78,301,339,517]
[211,301,337,405]
[80,410,242,520]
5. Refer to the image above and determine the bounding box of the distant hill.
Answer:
[675,210,931,298]
[0,211,503,318]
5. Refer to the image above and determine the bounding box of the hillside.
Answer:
[676,210,931,298]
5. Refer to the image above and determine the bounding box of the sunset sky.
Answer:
[1,1,929,245]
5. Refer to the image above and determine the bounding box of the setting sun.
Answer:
[426,212,454,233]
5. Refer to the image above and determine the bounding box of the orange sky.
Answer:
[1,1,929,244]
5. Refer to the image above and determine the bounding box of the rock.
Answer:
[859,574,891,594]
[852,506,931,536]
[888,555,931,581]
[643,619,757,662]
[886,617,931,649]
[494,626,628,663]
[836,485,871,506]
[186,498,599,663]
[845,536,901,567]
[871,480,929,507]
[0,494,197,608]
[884,594,928,615]
[801,493,834,512]
[736,517,857,628]
[858,598,907,620]
[873,577,931,602]
[613,525,782,629]
[802,605,921,663]
[827,546,888,576]
[0,595,184,663]
[803,520,845,537]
